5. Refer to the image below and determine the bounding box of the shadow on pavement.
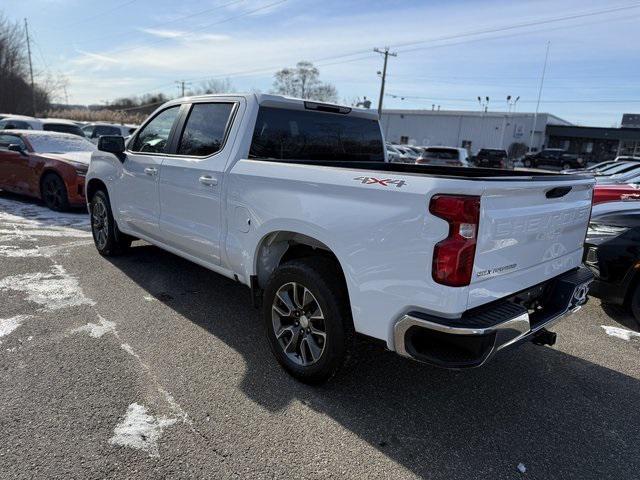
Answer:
[600,302,640,332]
[106,243,640,480]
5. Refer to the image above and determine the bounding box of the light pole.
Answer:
[507,95,520,112]
[477,96,489,152]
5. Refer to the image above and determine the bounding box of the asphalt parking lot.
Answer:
[0,192,639,480]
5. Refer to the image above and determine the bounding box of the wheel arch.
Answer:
[86,178,109,203]
[253,230,349,295]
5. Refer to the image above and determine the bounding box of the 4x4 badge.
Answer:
[353,176,406,188]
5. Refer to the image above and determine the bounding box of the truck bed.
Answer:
[261,158,592,181]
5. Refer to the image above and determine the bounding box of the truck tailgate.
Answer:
[469,179,593,308]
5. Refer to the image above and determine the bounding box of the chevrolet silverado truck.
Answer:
[86,94,594,383]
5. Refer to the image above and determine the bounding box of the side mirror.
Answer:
[8,144,27,156]
[98,135,126,161]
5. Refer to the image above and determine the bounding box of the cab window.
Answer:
[130,106,181,153]
[177,103,234,156]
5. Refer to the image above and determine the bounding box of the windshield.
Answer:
[27,134,96,153]
[587,161,615,171]
[43,123,85,137]
[249,107,384,162]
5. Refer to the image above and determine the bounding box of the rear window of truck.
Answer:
[249,106,384,162]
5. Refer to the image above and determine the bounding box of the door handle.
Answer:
[199,175,218,186]
[144,167,158,176]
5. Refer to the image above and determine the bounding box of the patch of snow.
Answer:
[0,264,95,310]
[108,403,177,458]
[517,463,526,474]
[72,315,116,338]
[601,325,640,341]
[143,295,155,302]
[0,245,41,257]
[0,315,31,338]
[120,343,140,359]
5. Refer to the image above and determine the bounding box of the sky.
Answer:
[3,0,639,126]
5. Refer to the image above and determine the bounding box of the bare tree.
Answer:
[0,14,52,114]
[272,61,338,102]
[193,78,234,95]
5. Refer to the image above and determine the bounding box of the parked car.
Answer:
[416,146,469,167]
[524,148,585,170]
[86,93,594,383]
[81,123,138,144]
[394,145,420,162]
[594,162,640,185]
[585,208,640,329]
[591,184,640,217]
[0,130,96,210]
[386,143,412,163]
[0,116,86,137]
[473,149,510,169]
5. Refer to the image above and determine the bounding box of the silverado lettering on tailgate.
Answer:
[494,206,591,239]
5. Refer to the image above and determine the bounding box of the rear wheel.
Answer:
[627,284,640,331]
[41,173,70,211]
[90,190,131,256]
[523,158,532,168]
[562,162,572,170]
[263,257,354,384]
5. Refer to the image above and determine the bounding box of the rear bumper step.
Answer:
[393,267,593,368]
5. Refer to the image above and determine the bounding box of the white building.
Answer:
[380,109,572,155]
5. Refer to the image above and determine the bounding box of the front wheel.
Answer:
[562,162,572,170]
[523,159,532,168]
[90,190,131,256]
[627,284,640,331]
[263,258,354,384]
[41,173,70,211]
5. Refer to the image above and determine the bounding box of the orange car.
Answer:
[0,130,96,211]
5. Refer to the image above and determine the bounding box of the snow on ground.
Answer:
[0,195,90,245]
[72,315,117,338]
[0,315,32,338]
[601,325,640,341]
[0,264,95,310]
[108,403,177,458]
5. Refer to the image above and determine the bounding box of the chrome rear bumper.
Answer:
[393,267,593,368]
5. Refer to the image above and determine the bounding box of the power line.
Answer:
[53,0,140,31]
[77,0,247,46]
[386,93,640,104]
[374,47,397,117]
[24,19,36,115]
[102,0,289,57]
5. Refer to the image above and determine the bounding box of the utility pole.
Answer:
[175,80,191,97]
[374,47,397,118]
[24,18,36,116]
[528,41,550,153]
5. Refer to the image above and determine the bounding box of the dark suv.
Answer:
[524,149,585,170]
[473,149,510,169]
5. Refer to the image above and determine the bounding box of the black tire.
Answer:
[627,284,640,331]
[263,257,354,384]
[40,172,70,211]
[562,162,572,170]
[523,158,532,168]
[89,189,131,256]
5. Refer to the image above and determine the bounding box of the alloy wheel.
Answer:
[272,282,327,366]
[92,198,109,250]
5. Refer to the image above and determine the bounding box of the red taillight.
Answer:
[593,187,640,205]
[429,194,481,287]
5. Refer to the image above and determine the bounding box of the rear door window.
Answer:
[130,106,181,154]
[177,103,235,156]
[249,106,384,162]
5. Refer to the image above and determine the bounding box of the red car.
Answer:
[0,130,96,211]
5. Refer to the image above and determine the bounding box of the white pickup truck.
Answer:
[86,94,594,383]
